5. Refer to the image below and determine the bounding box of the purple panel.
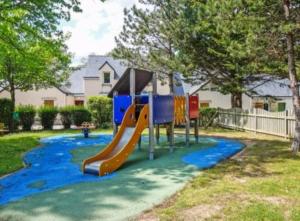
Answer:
[153,95,174,124]
[114,95,132,124]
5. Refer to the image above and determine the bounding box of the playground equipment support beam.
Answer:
[194,118,199,144]
[113,91,118,137]
[152,72,160,144]
[148,92,155,160]
[185,93,190,147]
[130,68,136,104]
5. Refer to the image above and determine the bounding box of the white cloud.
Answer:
[62,0,140,65]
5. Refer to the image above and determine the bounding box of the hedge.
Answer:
[71,106,92,127]
[0,98,13,128]
[17,105,36,131]
[38,106,58,130]
[199,107,218,128]
[59,106,74,129]
[87,96,112,128]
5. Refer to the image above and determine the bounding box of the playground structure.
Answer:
[83,68,199,176]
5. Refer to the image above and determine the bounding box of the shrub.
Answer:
[101,122,112,129]
[59,106,74,129]
[71,106,91,126]
[87,96,112,128]
[0,98,13,128]
[17,105,36,131]
[38,106,58,130]
[199,107,218,128]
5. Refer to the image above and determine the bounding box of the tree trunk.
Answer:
[231,92,242,108]
[168,73,174,94]
[283,0,300,153]
[8,83,16,132]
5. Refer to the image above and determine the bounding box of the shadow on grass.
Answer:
[194,138,298,188]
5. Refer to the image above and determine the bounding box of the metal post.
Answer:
[113,91,118,137]
[185,93,190,147]
[130,68,136,104]
[155,125,160,144]
[194,118,199,144]
[169,95,174,153]
[149,92,154,160]
[152,72,160,144]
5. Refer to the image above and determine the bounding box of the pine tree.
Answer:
[113,0,180,93]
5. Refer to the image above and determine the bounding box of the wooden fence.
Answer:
[218,108,295,138]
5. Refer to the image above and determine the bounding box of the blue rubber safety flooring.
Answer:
[0,134,115,206]
[182,138,244,169]
[0,134,244,206]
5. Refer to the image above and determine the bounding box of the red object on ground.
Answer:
[189,96,199,119]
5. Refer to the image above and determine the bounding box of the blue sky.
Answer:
[62,0,140,65]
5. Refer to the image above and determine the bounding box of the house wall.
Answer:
[143,79,172,95]
[196,83,252,109]
[0,87,73,107]
[84,78,101,102]
[99,63,117,94]
[252,96,293,111]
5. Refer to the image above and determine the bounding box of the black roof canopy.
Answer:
[108,68,153,97]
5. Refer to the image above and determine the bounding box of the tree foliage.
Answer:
[113,0,181,92]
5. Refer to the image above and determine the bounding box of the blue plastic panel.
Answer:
[153,95,174,124]
[136,95,149,104]
[114,95,132,124]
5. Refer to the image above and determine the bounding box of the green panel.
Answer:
[277,102,286,112]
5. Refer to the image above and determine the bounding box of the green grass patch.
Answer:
[0,129,112,177]
[149,130,300,221]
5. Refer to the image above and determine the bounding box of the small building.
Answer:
[190,78,295,111]
[0,55,172,107]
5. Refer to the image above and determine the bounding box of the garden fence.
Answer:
[218,108,295,138]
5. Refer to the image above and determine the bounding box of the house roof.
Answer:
[189,77,296,98]
[63,55,128,94]
[247,78,293,97]
[85,55,127,78]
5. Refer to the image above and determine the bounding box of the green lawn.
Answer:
[0,129,111,177]
[1,128,300,220]
[139,129,300,221]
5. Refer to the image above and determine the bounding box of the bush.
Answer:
[199,107,218,128]
[38,106,58,130]
[17,105,36,131]
[59,106,74,129]
[71,106,91,126]
[0,98,13,128]
[87,96,112,128]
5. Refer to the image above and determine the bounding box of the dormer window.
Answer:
[104,72,110,84]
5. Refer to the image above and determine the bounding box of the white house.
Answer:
[0,55,173,107]
[0,54,293,112]
[189,79,294,111]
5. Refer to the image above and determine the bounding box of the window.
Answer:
[103,72,110,84]
[75,100,84,106]
[278,102,286,112]
[254,102,263,109]
[44,100,54,107]
[200,102,209,108]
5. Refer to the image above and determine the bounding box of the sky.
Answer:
[62,0,140,65]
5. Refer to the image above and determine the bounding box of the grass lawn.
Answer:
[0,129,111,177]
[139,128,300,221]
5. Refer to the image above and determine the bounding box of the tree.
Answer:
[281,0,300,152]
[113,0,180,93]
[173,0,277,108]
[0,24,71,131]
[176,0,299,151]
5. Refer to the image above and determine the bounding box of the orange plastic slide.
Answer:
[82,104,149,176]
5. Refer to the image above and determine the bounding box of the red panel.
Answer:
[189,96,199,119]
